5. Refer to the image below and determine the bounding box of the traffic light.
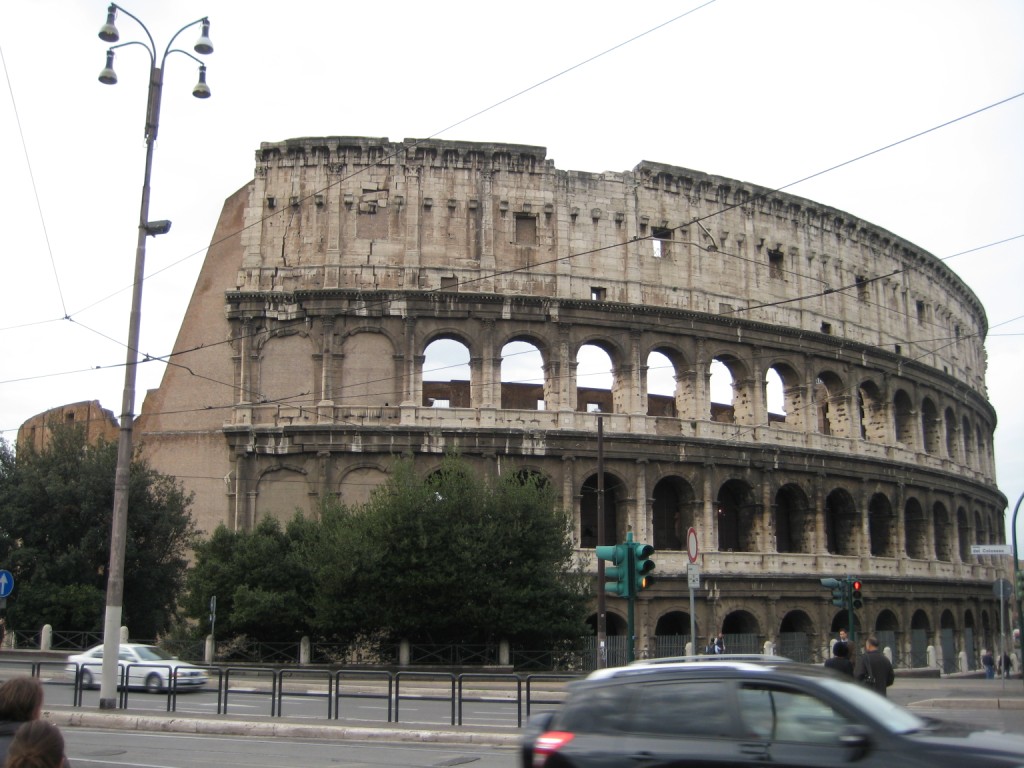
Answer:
[596,544,630,597]
[633,542,655,594]
[851,579,863,609]
[820,577,847,608]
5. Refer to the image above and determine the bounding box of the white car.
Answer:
[66,643,209,692]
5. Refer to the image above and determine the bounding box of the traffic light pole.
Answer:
[1012,491,1023,688]
[847,577,856,651]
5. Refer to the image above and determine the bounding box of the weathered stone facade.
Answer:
[17,400,119,452]
[136,136,1007,665]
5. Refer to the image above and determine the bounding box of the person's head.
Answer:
[0,677,43,722]
[865,635,880,651]
[838,629,848,640]
[833,642,849,658]
[5,720,65,768]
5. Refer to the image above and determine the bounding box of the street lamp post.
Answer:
[95,3,213,710]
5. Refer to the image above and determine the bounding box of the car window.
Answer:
[555,684,632,733]
[135,646,173,661]
[738,684,851,744]
[118,650,134,661]
[627,680,735,738]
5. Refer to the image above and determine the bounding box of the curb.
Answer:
[45,709,521,747]
[911,697,1024,711]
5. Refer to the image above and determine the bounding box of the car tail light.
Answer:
[532,731,575,767]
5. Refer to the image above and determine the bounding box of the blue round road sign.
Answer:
[0,570,13,598]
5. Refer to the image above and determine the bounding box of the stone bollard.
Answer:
[927,645,937,668]
[205,634,215,664]
[399,639,410,666]
[120,626,129,643]
[958,650,968,672]
[763,641,775,656]
[499,639,510,666]
[300,636,310,665]
[41,624,52,652]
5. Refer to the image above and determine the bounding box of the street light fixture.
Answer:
[95,3,213,711]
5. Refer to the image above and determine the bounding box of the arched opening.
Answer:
[939,609,958,674]
[921,397,940,455]
[710,355,755,424]
[576,343,614,413]
[651,476,695,551]
[778,610,814,662]
[868,493,895,557]
[774,483,812,554]
[957,507,971,562]
[721,610,761,654]
[893,389,915,448]
[824,488,857,556]
[646,349,677,417]
[423,337,471,407]
[716,479,760,552]
[944,407,958,460]
[910,610,931,667]
[580,472,622,548]
[655,611,693,657]
[875,610,901,667]
[904,497,928,560]
[500,339,546,410]
[857,379,886,441]
[933,501,952,561]
[962,415,975,467]
[765,361,803,430]
[813,371,848,436]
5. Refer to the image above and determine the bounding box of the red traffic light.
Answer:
[852,580,862,591]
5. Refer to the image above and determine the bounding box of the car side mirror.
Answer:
[839,724,871,760]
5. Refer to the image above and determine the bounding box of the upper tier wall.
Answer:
[238,136,988,397]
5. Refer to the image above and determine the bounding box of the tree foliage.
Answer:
[183,456,591,651]
[180,515,317,642]
[0,425,198,638]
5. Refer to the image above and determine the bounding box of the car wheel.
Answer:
[144,673,163,693]
[80,669,93,689]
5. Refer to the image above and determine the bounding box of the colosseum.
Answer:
[134,135,1009,669]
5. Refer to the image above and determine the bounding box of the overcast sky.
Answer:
[2,1,1022,535]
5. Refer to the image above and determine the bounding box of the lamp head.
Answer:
[194,19,214,55]
[144,220,172,236]
[98,50,118,86]
[192,65,211,99]
[98,4,119,43]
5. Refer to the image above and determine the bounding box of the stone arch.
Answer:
[921,397,940,455]
[933,501,952,561]
[500,337,547,410]
[257,331,317,405]
[651,475,695,551]
[338,330,398,406]
[716,478,760,552]
[255,464,311,524]
[828,610,862,636]
[857,378,887,441]
[940,609,956,631]
[868,492,895,557]
[587,611,627,637]
[974,510,987,553]
[875,610,899,633]
[962,414,975,467]
[944,407,959,461]
[893,389,915,448]
[813,370,848,436]
[774,483,812,554]
[764,359,804,430]
[778,610,815,662]
[575,340,619,413]
[646,345,687,417]
[580,471,625,548]
[722,609,761,654]
[824,487,858,556]
[655,610,691,635]
[337,463,388,507]
[904,496,928,559]
[423,335,472,407]
[709,353,754,424]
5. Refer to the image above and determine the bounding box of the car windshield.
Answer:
[134,646,174,661]
[816,678,927,733]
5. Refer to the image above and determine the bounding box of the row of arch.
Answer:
[244,326,997,478]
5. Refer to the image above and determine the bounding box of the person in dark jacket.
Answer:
[853,635,895,696]
[824,640,854,676]
[0,676,44,765]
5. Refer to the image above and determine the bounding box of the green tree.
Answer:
[0,425,198,638]
[181,515,316,642]
[307,456,590,650]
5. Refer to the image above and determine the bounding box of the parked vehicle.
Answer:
[521,656,1024,767]
[66,643,209,692]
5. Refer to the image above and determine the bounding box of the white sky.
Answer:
[2,1,1022,534]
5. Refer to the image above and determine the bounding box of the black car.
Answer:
[521,657,1024,767]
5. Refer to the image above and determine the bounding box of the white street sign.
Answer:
[971,545,1012,555]
[687,563,700,590]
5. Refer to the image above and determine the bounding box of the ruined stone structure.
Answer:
[17,400,119,453]
[135,136,1008,667]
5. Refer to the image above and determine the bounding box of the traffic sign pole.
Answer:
[687,528,699,653]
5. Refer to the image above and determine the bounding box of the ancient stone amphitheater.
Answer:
[135,136,1008,667]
